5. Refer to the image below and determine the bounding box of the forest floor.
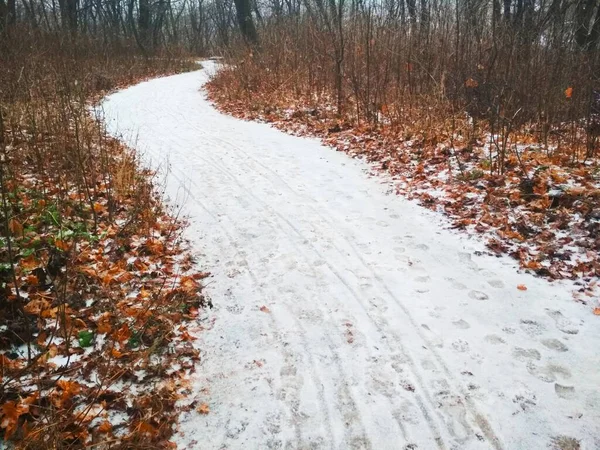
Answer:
[0,58,209,448]
[100,61,600,450]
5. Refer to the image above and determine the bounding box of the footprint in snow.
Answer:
[469,290,489,301]
[549,435,581,450]
[421,358,437,371]
[395,254,411,264]
[527,362,572,383]
[446,277,467,290]
[428,306,446,318]
[408,241,429,251]
[484,334,506,345]
[452,339,470,353]
[458,252,478,269]
[512,390,537,414]
[541,339,569,352]
[452,319,471,329]
[554,384,576,399]
[393,400,421,425]
[226,304,245,315]
[546,309,580,335]
[519,319,546,336]
[487,279,505,288]
[280,364,297,377]
[512,347,541,362]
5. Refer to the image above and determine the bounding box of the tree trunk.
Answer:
[503,0,511,22]
[575,0,596,50]
[58,0,78,34]
[0,0,7,30]
[233,0,258,45]
[420,0,429,36]
[589,5,600,50]
[7,0,14,25]
[22,0,37,27]
[139,0,151,47]
[67,0,78,33]
[406,0,416,23]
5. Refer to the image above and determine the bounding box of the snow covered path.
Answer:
[100,61,600,450]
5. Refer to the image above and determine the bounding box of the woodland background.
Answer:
[1,0,599,447]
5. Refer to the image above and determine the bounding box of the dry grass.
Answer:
[0,29,207,448]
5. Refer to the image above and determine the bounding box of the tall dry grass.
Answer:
[0,28,204,447]
[213,6,600,168]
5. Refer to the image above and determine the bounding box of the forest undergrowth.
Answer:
[0,30,210,448]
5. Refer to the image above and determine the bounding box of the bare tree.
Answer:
[233,0,258,44]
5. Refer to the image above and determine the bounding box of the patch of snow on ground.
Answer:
[100,61,600,450]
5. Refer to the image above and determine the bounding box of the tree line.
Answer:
[1,0,598,154]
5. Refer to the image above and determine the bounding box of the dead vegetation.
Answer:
[0,29,208,448]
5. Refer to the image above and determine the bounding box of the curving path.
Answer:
[100,61,600,450]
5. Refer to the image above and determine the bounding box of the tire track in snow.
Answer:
[145,109,446,447]
[100,62,600,450]
[174,133,495,447]
[170,153,388,449]
[131,101,451,448]
[163,147,383,448]
[158,153,342,447]
[171,142,455,448]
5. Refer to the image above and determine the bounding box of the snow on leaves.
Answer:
[0,133,209,447]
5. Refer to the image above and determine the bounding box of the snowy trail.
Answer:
[100,61,600,450]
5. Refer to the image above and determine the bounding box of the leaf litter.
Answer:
[0,116,210,448]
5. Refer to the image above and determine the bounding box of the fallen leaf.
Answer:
[137,421,158,436]
[523,260,542,270]
[465,78,479,88]
[565,86,573,99]
[517,284,528,291]
[8,218,23,236]
[259,305,270,313]
[180,331,193,341]
[145,239,164,255]
[19,255,39,271]
[180,276,200,292]
[96,313,112,334]
[97,421,112,433]
[0,400,29,440]
[593,308,600,316]
[193,271,211,280]
[197,403,210,414]
[93,202,106,213]
[23,298,50,315]
[0,354,22,370]
[56,380,82,397]
[54,239,70,251]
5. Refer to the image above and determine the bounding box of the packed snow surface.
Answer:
[100,61,600,450]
